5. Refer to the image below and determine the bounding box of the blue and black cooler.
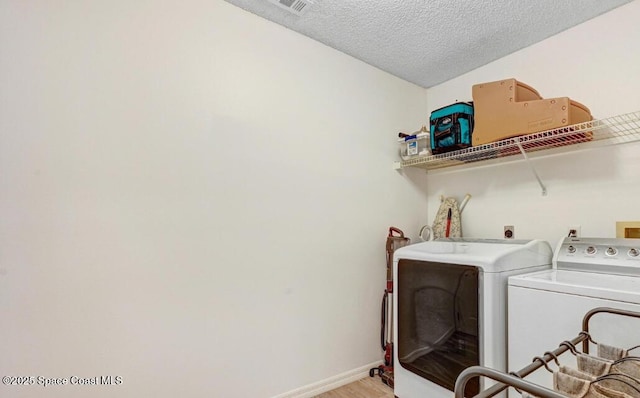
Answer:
[430,102,474,154]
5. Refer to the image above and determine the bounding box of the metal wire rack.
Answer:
[395,110,640,172]
[454,307,640,398]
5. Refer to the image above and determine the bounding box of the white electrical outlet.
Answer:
[567,225,581,238]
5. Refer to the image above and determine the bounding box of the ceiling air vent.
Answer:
[266,0,314,16]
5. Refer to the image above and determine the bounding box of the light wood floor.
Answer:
[313,377,394,398]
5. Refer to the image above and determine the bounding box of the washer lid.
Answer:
[394,238,552,273]
[508,269,640,304]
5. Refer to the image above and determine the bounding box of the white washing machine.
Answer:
[393,239,552,398]
[508,237,640,397]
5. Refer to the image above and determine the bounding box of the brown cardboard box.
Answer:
[473,78,542,104]
[472,78,592,146]
[519,97,591,133]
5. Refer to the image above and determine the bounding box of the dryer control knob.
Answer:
[628,248,640,257]
[606,247,618,256]
[586,246,597,255]
[567,245,576,254]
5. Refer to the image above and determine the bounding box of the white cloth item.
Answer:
[578,354,613,376]
[553,371,636,398]
[614,360,640,381]
[561,364,640,398]
[432,196,461,239]
[579,354,640,381]
[577,351,640,396]
[599,344,629,361]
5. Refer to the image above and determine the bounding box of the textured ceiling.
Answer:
[223,0,632,88]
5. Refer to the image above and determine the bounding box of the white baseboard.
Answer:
[271,361,383,398]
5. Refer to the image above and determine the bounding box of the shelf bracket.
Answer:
[514,137,547,196]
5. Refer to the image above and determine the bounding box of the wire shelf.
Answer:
[397,110,640,171]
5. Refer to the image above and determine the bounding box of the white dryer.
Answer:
[508,237,640,396]
[393,239,552,398]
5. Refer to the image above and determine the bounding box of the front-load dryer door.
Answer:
[397,259,480,396]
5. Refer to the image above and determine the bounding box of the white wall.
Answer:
[0,1,428,397]
[423,0,640,246]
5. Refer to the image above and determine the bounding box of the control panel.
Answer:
[554,237,640,277]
